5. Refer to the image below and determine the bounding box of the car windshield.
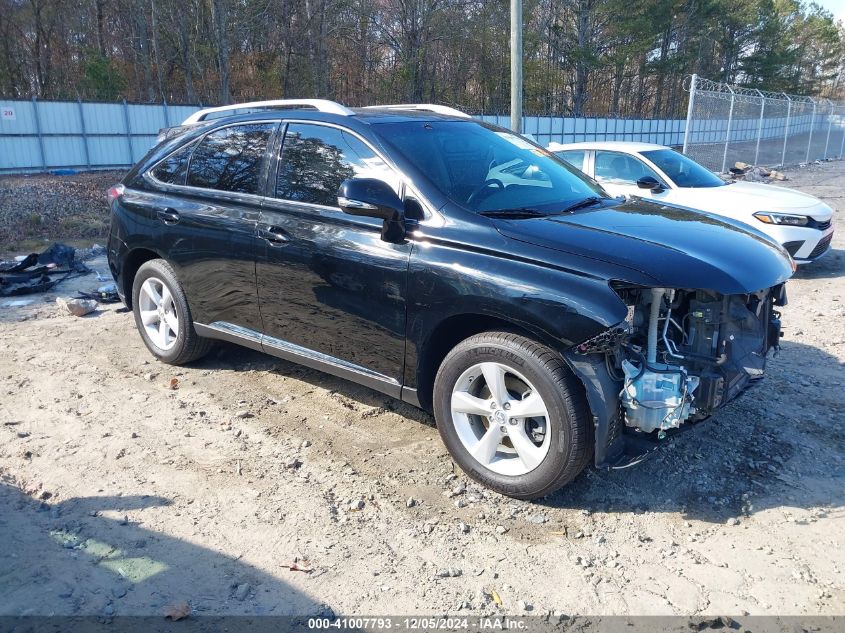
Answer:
[641,149,727,188]
[373,120,607,214]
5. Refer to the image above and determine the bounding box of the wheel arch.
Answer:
[120,247,166,308]
[413,312,572,412]
[412,311,624,469]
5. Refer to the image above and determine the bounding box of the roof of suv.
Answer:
[181,100,473,127]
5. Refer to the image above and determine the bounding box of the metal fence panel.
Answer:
[3,99,693,174]
[0,99,207,174]
[683,75,845,171]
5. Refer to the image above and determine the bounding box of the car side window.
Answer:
[275,123,400,207]
[555,150,586,172]
[594,151,660,185]
[186,123,275,194]
[151,140,198,185]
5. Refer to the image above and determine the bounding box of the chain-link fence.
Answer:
[683,75,845,172]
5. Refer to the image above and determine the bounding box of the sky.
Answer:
[816,0,845,23]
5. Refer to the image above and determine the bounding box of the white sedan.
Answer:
[547,141,834,264]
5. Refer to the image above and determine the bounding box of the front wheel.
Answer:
[433,332,592,499]
[131,259,212,365]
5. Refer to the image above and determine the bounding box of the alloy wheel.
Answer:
[450,362,551,476]
[138,277,179,351]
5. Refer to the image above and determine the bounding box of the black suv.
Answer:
[108,100,793,499]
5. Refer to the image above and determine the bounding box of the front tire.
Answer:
[131,259,212,365]
[433,332,592,499]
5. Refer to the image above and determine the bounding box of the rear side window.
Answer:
[151,140,197,185]
[555,150,586,172]
[187,123,275,194]
[275,123,399,207]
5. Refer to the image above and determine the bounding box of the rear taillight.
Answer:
[107,184,125,204]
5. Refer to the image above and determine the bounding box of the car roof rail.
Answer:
[181,99,354,124]
[362,104,472,119]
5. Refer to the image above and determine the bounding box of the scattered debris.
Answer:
[163,601,190,621]
[1,243,89,297]
[489,588,503,607]
[168,377,179,390]
[282,558,313,573]
[56,297,97,317]
[729,162,787,182]
[233,583,251,601]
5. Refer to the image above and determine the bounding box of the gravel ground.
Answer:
[0,161,843,620]
[0,170,124,251]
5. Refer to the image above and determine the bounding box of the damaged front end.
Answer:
[566,283,787,469]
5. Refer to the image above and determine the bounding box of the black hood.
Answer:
[495,198,794,294]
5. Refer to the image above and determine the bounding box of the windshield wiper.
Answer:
[478,208,550,219]
[558,196,604,213]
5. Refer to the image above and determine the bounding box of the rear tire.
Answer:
[131,259,212,365]
[433,331,592,499]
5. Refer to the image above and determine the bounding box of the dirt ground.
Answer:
[0,170,122,253]
[1,161,843,620]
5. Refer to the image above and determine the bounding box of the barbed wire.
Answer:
[685,75,842,108]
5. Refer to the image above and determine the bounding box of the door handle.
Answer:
[157,208,180,225]
[257,226,289,246]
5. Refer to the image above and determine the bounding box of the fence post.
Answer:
[805,99,816,163]
[682,73,697,155]
[122,98,133,166]
[31,96,47,170]
[162,97,170,127]
[840,107,845,158]
[781,94,791,166]
[77,98,91,170]
[754,89,765,165]
[823,99,833,159]
[720,85,735,173]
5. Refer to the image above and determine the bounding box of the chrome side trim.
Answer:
[194,321,403,399]
[337,196,378,211]
[194,322,264,352]
[400,386,421,408]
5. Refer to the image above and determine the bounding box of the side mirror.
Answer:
[636,176,665,193]
[337,178,407,242]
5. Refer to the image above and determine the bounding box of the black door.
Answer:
[255,122,411,393]
[151,121,277,332]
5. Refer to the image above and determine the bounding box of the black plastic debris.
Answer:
[0,243,90,297]
[76,289,121,304]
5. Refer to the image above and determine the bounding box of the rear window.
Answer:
[186,123,276,194]
[151,140,197,185]
[555,150,586,172]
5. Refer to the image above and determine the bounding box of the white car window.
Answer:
[594,151,660,185]
[555,150,586,172]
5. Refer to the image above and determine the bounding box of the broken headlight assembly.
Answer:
[585,284,786,435]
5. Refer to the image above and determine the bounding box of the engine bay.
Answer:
[576,285,786,435]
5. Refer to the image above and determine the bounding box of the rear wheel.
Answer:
[433,332,592,499]
[131,259,212,365]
